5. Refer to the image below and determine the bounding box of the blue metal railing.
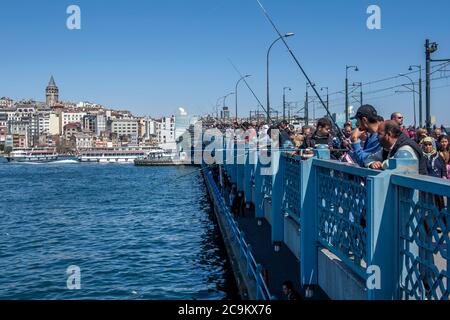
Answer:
[282,153,302,220]
[262,172,272,198]
[313,159,383,279]
[213,135,450,300]
[392,174,450,300]
[205,169,272,300]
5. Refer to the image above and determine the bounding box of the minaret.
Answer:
[46,76,59,107]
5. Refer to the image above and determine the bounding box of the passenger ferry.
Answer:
[78,149,148,163]
[134,148,180,166]
[6,149,59,163]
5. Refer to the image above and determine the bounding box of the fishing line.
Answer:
[256,0,344,138]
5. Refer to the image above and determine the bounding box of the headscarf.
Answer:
[422,137,437,156]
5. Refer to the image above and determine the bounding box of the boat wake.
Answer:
[50,160,79,164]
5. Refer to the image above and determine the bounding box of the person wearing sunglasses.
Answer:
[391,112,404,126]
[391,112,410,136]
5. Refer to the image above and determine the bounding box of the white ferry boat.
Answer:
[78,149,147,163]
[6,149,59,163]
[134,148,183,166]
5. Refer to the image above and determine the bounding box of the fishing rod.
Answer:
[255,0,344,139]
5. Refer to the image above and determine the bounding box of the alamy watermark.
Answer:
[66,5,81,30]
[366,265,381,290]
[367,5,382,30]
[66,265,81,290]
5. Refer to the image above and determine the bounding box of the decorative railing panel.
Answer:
[283,154,301,218]
[316,163,372,276]
[393,174,450,300]
[262,172,272,198]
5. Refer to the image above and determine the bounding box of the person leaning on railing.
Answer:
[348,105,383,167]
[364,121,428,175]
[302,118,333,149]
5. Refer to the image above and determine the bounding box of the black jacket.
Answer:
[302,132,333,149]
[383,133,428,175]
[424,152,447,178]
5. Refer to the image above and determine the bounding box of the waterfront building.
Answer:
[158,115,175,144]
[111,119,139,137]
[73,133,94,149]
[62,101,77,109]
[7,119,32,147]
[48,113,60,136]
[83,114,97,133]
[45,76,59,107]
[0,108,15,124]
[61,110,87,128]
[12,134,27,148]
[0,76,190,150]
[36,109,52,134]
[14,104,36,119]
[0,97,14,108]
[96,113,107,136]
[63,122,82,139]
[145,118,157,137]
[114,110,134,119]
[0,112,8,129]
[0,127,7,146]
[76,101,104,110]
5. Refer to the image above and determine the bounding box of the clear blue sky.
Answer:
[1,0,449,125]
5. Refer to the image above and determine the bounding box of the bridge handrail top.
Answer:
[391,173,450,196]
[312,158,382,178]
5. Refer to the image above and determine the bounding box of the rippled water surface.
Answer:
[0,160,237,300]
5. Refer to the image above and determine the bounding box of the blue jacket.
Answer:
[350,133,381,167]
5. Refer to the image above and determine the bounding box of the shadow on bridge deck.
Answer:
[234,207,329,300]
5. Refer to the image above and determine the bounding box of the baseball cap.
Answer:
[351,104,378,120]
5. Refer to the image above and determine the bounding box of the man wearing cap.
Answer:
[365,121,427,174]
[349,104,382,167]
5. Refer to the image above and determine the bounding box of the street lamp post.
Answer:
[266,32,295,123]
[424,39,450,133]
[425,39,437,133]
[287,102,292,123]
[409,65,423,128]
[223,92,235,121]
[399,73,417,128]
[216,96,224,119]
[283,87,291,121]
[305,83,315,126]
[235,75,251,122]
[345,65,359,122]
